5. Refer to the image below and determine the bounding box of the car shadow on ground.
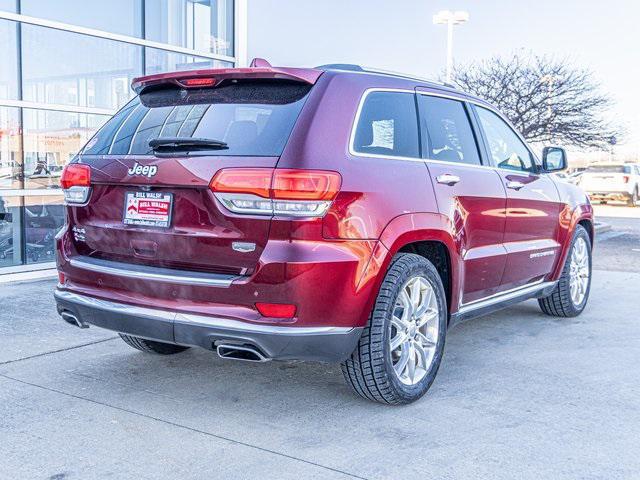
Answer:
[53,299,579,411]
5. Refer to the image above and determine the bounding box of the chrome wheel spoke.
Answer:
[406,343,416,382]
[394,342,411,376]
[391,314,409,331]
[398,289,413,320]
[413,340,429,367]
[409,279,422,310]
[416,331,437,348]
[416,308,438,327]
[390,329,409,351]
[413,284,432,318]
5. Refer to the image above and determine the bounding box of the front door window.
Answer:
[476,107,536,172]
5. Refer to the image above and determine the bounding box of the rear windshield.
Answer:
[81,80,312,157]
[586,165,630,173]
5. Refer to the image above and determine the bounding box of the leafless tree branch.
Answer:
[452,53,618,149]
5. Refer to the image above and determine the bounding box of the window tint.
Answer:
[476,107,534,172]
[353,92,419,158]
[418,95,480,165]
[82,81,311,157]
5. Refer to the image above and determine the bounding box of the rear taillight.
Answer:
[60,164,92,204]
[623,175,630,183]
[209,168,341,217]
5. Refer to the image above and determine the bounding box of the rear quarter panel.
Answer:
[277,72,462,319]
[550,179,594,280]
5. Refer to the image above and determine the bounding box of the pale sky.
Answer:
[247,0,640,158]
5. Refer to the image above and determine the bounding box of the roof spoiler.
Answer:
[131,58,323,94]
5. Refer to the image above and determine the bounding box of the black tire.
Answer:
[119,333,190,355]
[627,188,638,207]
[341,253,447,405]
[538,225,592,317]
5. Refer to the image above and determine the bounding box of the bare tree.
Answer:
[452,53,617,149]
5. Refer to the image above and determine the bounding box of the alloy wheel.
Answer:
[389,276,440,386]
[569,237,590,306]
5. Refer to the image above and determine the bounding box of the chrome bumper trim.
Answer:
[68,255,239,288]
[54,289,355,336]
[55,288,174,321]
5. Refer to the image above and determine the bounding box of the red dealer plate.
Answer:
[123,191,173,228]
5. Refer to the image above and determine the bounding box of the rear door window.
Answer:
[352,91,420,158]
[81,81,312,156]
[417,95,481,165]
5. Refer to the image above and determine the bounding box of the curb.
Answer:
[0,268,57,285]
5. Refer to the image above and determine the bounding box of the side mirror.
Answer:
[542,146,567,172]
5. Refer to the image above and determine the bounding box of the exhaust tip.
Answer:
[61,311,89,329]
[216,343,269,362]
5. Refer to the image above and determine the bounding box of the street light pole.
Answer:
[433,10,470,83]
[446,17,454,83]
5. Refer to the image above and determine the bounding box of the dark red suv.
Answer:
[55,60,593,404]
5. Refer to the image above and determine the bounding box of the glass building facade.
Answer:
[0,0,238,272]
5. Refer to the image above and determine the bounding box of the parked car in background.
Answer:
[579,164,640,206]
[552,172,571,182]
[568,170,585,185]
[54,61,594,404]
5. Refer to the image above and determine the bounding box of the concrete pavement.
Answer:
[1,266,639,479]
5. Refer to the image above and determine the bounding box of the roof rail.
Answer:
[315,63,364,72]
[361,67,459,90]
[317,64,462,91]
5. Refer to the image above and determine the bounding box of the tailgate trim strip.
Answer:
[69,256,240,287]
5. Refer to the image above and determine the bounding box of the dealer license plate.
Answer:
[123,191,173,228]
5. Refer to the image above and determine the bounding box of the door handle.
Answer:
[506,181,525,190]
[436,174,460,186]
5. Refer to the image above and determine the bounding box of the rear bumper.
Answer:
[54,289,363,362]
[56,224,383,330]
[587,191,632,201]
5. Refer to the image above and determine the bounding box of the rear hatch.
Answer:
[580,165,632,193]
[68,75,316,275]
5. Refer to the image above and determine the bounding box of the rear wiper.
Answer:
[149,137,228,152]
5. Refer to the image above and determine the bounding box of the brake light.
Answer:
[623,175,630,183]
[255,302,297,318]
[60,164,92,204]
[209,168,341,217]
[179,77,217,87]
